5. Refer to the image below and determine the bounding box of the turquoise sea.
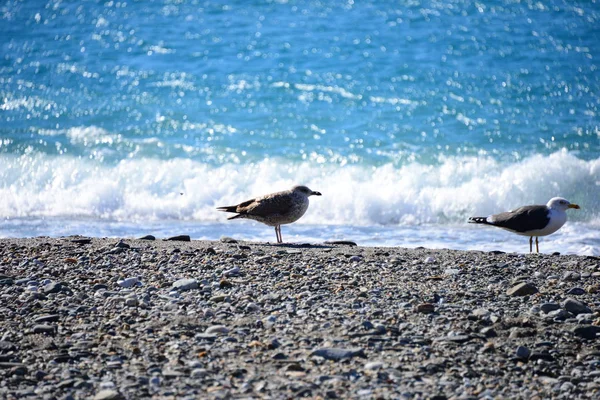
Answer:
[1,0,599,254]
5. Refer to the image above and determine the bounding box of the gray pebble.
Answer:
[364,361,384,370]
[205,325,229,335]
[32,324,56,334]
[562,271,580,281]
[34,314,60,323]
[172,278,199,291]
[93,390,124,400]
[506,282,538,296]
[117,277,141,288]
[540,303,561,314]
[311,347,366,361]
[562,298,592,315]
[41,281,62,294]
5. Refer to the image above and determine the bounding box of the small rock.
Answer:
[566,287,586,295]
[172,278,199,291]
[93,390,124,400]
[481,327,497,338]
[364,361,384,370]
[191,368,208,378]
[34,314,60,323]
[540,303,561,314]
[219,279,233,288]
[576,313,594,324]
[562,298,592,315]
[71,238,92,245]
[114,240,130,249]
[41,282,62,294]
[209,294,229,303]
[415,303,435,314]
[435,335,472,344]
[223,266,241,277]
[324,240,357,246]
[545,309,570,321]
[205,325,229,335]
[516,346,531,359]
[165,235,191,241]
[572,326,600,340]
[310,347,366,361]
[125,296,138,307]
[220,236,238,243]
[562,271,580,281]
[33,324,56,334]
[506,282,538,296]
[586,284,600,294]
[139,235,156,240]
[117,277,141,288]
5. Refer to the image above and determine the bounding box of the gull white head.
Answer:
[546,197,580,212]
[292,185,322,197]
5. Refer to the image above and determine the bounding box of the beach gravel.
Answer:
[1,237,599,399]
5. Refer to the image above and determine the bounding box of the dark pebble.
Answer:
[324,240,358,246]
[0,341,17,351]
[139,235,156,240]
[572,326,600,340]
[515,346,530,359]
[540,303,560,314]
[562,298,592,315]
[165,235,191,242]
[566,287,586,295]
[71,238,92,245]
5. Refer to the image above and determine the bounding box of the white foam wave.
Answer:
[0,151,597,227]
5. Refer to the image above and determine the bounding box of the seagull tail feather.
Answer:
[216,205,238,213]
[468,217,491,225]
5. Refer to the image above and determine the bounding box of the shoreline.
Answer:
[1,237,599,398]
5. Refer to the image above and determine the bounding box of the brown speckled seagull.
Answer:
[217,185,322,243]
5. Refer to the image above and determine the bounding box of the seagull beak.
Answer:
[568,204,580,209]
[312,191,322,196]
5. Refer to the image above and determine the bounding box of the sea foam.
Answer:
[0,150,597,226]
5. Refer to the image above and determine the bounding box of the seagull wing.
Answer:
[488,205,549,233]
[240,193,295,218]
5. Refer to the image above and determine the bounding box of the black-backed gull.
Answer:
[469,197,580,253]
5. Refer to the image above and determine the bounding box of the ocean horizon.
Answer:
[1,0,598,254]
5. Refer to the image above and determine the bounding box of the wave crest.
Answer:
[0,150,597,225]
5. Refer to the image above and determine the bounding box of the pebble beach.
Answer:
[1,237,599,399]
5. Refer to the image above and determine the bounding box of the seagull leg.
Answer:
[278,226,283,243]
[274,226,279,244]
[535,237,539,253]
[529,237,533,253]
[274,225,282,244]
